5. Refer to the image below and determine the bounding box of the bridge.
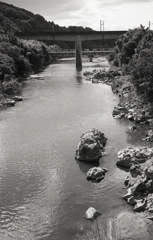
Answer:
[16,30,127,70]
[50,50,114,62]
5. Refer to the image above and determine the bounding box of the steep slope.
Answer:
[0,1,55,33]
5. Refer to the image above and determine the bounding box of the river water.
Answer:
[0,57,147,239]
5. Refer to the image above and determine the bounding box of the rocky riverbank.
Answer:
[83,62,153,238]
[84,64,153,140]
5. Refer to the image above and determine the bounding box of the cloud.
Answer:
[2,0,153,30]
[98,0,153,7]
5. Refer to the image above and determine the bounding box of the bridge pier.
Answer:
[89,56,93,62]
[75,36,82,71]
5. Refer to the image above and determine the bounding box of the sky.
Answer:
[2,0,153,31]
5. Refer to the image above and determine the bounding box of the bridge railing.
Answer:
[49,50,114,57]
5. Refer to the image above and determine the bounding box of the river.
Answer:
[0,57,146,240]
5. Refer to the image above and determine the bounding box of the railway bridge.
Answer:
[16,30,126,70]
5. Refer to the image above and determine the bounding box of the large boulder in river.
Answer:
[75,128,107,162]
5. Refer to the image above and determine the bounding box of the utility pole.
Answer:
[149,21,153,30]
[100,20,104,31]
[52,21,55,43]
[100,20,104,50]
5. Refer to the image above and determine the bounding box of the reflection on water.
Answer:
[0,57,136,239]
[76,70,83,84]
[76,160,100,174]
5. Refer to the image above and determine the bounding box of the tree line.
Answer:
[110,25,153,101]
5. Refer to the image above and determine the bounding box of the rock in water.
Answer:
[84,207,101,220]
[4,99,16,107]
[75,128,107,162]
[13,96,22,101]
[86,167,108,181]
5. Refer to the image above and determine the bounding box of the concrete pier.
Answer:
[75,36,82,71]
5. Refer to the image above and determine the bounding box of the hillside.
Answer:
[0,1,94,34]
[0,1,60,33]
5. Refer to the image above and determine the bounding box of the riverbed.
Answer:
[0,57,148,239]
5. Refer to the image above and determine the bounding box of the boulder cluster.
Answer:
[83,68,153,128]
[82,68,153,218]
[117,146,153,168]
[76,128,108,182]
[112,100,153,125]
[117,146,153,212]
[0,95,22,107]
[75,128,108,220]
[83,69,122,85]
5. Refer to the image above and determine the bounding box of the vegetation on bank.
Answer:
[0,32,53,97]
[110,25,153,102]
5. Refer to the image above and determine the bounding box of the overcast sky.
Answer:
[2,0,153,30]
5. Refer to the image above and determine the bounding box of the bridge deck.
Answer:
[16,30,126,42]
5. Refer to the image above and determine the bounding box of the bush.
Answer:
[111,26,153,101]
[0,52,16,74]
[130,46,153,98]
[2,78,19,94]
[115,25,147,65]
[15,55,32,77]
